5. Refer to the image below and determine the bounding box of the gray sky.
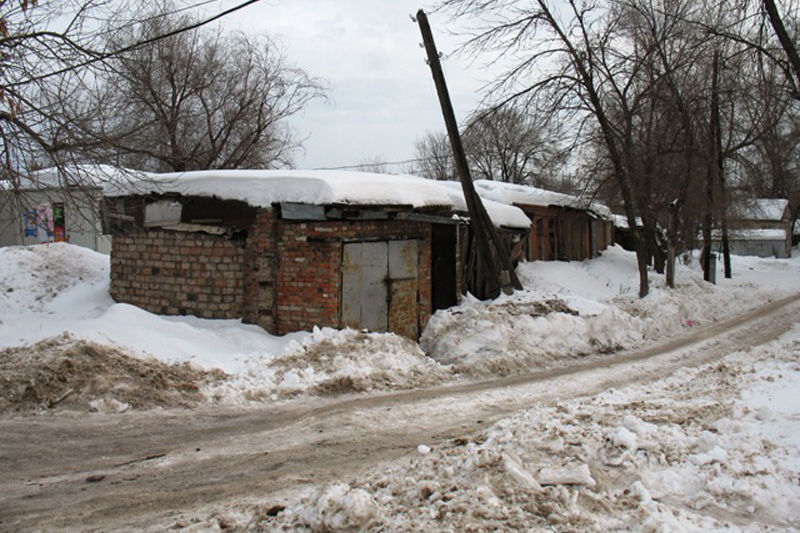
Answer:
[218,0,495,170]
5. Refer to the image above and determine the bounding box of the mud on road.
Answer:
[1,294,798,532]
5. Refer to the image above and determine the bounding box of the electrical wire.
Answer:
[6,0,263,88]
[79,0,228,42]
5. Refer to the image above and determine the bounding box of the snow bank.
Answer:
[421,245,800,375]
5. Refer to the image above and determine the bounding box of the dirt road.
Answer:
[1,294,798,532]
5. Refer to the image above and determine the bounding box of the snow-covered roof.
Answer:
[437,182,532,229]
[710,228,788,241]
[103,169,532,229]
[611,214,644,230]
[104,169,453,209]
[470,180,612,220]
[737,199,789,221]
[5,165,143,190]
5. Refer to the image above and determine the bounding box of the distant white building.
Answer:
[0,166,127,254]
[713,198,793,259]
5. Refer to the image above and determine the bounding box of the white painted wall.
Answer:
[0,188,111,254]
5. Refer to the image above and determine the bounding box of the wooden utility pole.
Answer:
[415,9,522,298]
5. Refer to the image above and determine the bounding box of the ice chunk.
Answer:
[538,464,596,487]
[502,452,543,492]
[689,445,728,466]
[300,482,379,532]
[611,426,639,450]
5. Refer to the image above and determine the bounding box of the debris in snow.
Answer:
[0,334,223,413]
[538,464,596,487]
[622,414,658,435]
[89,398,130,414]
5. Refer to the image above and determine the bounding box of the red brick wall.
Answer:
[110,210,434,337]
[273,218,433,336]
[110,230,245,318]
[242,210,279,331]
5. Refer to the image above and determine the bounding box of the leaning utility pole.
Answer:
[415,9,522,298]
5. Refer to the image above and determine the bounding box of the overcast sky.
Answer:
[217,0,495,171]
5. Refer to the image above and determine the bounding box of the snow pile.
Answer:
[422,245,800,375]
[298,483,379,532]
[0,242,110,314]
[0,333,221,412]
[213,328,451,401]
[252,326,800,532]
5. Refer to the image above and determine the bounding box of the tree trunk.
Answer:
[636,233,650,297]
[711,50,732,278]
[763,0,800,94]
[666,204,676,288]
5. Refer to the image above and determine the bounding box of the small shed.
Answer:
[466,180,613,261]
[102,170,530,338]
[717,198,792,258]
[0,166,120,253]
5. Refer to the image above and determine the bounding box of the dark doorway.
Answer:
[431,224,458,310]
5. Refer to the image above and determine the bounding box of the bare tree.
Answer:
[439,0,687,296]
[410,130,456,181]
[462,105,564,186]
[412,106,565,186]
[86,9,323,172]
[0,1,109,184]
[353,156,390,173]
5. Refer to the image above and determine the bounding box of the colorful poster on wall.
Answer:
[52,203,66,242]
[36,203,54,243]
[24,209,37,237]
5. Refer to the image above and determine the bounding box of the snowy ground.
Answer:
[1,243,799,409]
[242,324,800,533]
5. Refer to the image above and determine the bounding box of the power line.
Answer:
[313,157,431,171]
[78,0,228,43]
[7,0,264,88]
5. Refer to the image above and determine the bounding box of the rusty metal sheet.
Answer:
[388,240,419,338]
[389,278,418,339]
[341,242,388,332]
[388,239,418,279]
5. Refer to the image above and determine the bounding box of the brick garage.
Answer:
[107,198,460,339]
[471,180,613,262]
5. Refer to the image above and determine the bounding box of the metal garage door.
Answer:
[341,240,419,338]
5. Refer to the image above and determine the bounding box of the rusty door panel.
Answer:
[341,241,388,331]
[388,239,417,278]
[388,239,419,338]
[389,279,418,338]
